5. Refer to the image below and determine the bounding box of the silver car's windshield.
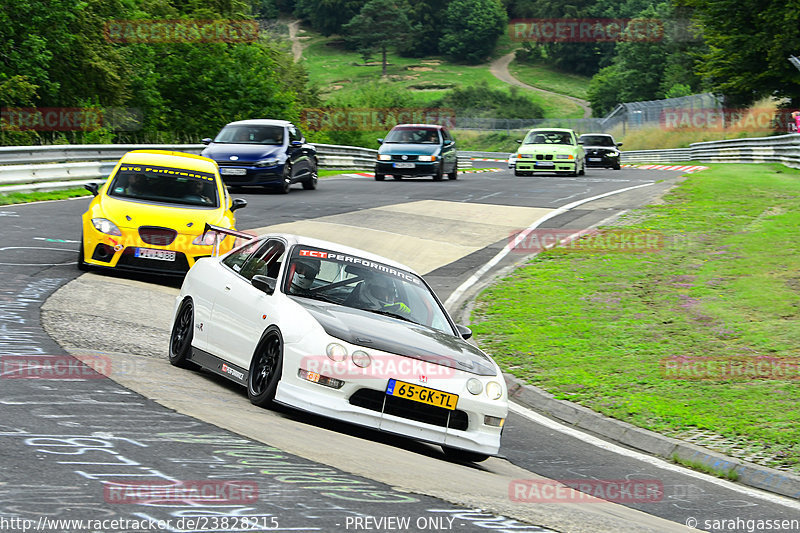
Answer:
[107,164,219,207]
[284,246,455,334]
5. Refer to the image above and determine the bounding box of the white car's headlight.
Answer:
[377,154,391,161]
[417,155,436,162]
[326,343,347,362]
[351,350,371,368]
[254,158,279,167]
[486,381,503,400]
[91,218,122,236]
[518,153,534,159]
[556,154,574,160]
[466,378,483,395]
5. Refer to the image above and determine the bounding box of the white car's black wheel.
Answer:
[442,445,490,463]
[248,328,283,407]
[169,299,197,369]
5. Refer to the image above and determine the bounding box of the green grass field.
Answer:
[470,163,800,472]
[298,28,589,119]
[0,188,91,205]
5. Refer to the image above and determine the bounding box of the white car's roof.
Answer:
[261,233,418,274]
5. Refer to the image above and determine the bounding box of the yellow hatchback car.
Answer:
[79,150,247,275]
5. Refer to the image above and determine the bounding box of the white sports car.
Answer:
[169,227,508,461]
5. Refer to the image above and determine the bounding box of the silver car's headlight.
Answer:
[91,218,122,236]
[351,350,371,368]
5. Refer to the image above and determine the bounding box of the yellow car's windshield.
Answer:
[107,164,219,208]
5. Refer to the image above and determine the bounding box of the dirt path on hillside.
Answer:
[288,20,303,62]
[490,51,592,118]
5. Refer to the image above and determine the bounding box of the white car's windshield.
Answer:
[107,164,219,207]
[284,246,455,334]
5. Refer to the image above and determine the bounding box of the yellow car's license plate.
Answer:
[386,379,458,410]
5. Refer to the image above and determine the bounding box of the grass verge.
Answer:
[0,188,91,205]
[470,163,800,472]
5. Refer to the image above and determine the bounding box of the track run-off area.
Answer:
[2,163,799,533]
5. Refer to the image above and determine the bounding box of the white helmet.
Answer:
[291,258,320,291]
[363,277,394,307]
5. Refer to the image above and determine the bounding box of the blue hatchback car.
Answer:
[201,119,318,193]
[374,124,458,181]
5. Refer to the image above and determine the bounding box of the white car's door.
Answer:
[206,239,285,370]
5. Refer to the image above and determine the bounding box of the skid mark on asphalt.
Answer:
[245,200,553,274]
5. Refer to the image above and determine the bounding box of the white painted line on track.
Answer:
[509,402,800,510]
[443,182,654,309]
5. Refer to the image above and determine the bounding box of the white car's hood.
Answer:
[294,299,497,376]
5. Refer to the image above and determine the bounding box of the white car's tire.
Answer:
[248,327,283,407]
[169,298,198,369]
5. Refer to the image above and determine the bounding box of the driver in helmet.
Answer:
[360,275,411,316]
[288,258,320,296]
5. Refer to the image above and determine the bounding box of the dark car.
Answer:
[374,124,458,181]
[578,133,623,170]
[201,119,318,193]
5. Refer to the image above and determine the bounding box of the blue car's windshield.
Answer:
[384,128,440,144]
[214,125,284,145]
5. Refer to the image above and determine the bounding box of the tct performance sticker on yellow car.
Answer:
[118,165,215,181]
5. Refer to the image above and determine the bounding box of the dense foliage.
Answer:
[0,0,317,144]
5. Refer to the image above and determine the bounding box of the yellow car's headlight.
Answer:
[91,218,122,236]
[556,154,574,160]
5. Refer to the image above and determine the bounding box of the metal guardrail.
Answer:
[1,135,797,194]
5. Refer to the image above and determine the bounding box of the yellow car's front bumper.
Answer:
[81,221,234,275]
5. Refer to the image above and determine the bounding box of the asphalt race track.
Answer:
[3,165,800,533]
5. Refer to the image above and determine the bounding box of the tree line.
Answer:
[1,0,798,145]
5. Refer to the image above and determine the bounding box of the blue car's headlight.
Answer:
[254,158,279,167]
[377,154,391,161]
[417,155,437,162]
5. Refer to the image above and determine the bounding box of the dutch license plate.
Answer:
[535,161,555,168]
[220,168,247,176]
[386,379,458,410]
[135,248,176,261]
[393,162,415,169]
[588,157,602,162]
